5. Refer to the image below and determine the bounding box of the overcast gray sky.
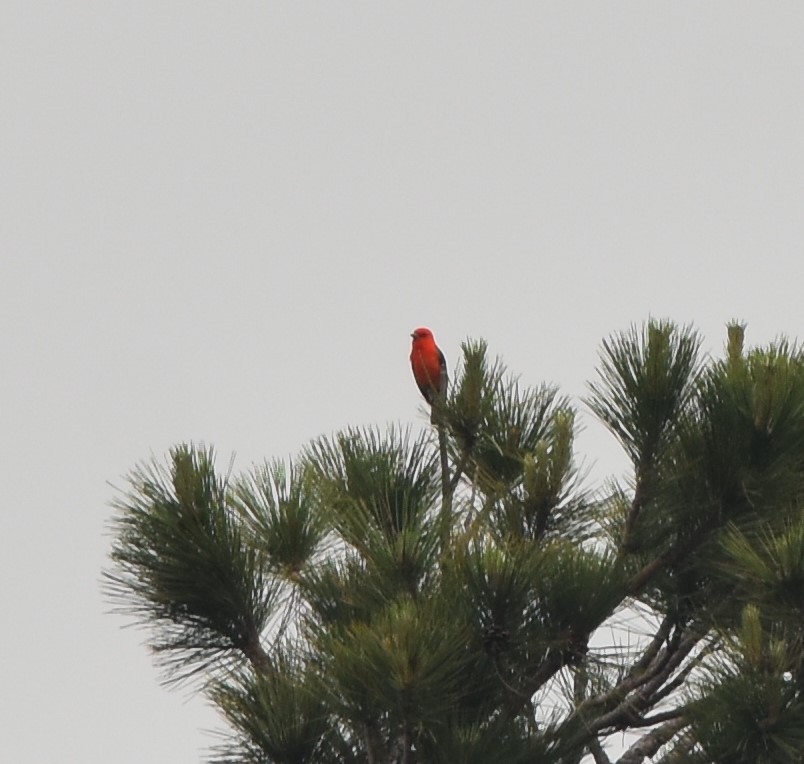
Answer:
[3,3,804,761]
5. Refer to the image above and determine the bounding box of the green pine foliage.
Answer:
[104,320,804,763]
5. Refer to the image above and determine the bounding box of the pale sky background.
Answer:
[2,3,804,761]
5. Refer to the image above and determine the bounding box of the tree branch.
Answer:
[447,448,470,495]
[589,737,612,764]
[438,425,452,550]
[553,623,701,760]
[564,618,677,728]
[628,614,673,677]
[494,650,565,729]
[495,538,703,740]
[497,614,691,736]
[626,552,673,594]
[654,730,696,763]
[628,630,701,710]
[615,717,688,764]
[363,721,384,764]
[628,706,687,728]
[242,626,273,674]
[621,465,650,553]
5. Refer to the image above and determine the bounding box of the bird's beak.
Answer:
[410,332,415,339]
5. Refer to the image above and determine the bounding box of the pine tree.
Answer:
[104,320,804,763]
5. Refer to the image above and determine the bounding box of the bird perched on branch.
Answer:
[410,327,447,423]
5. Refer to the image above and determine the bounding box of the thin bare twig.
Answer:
[447,448,470,495]
[438,425,451,549]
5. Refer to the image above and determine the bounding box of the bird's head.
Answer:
[411,327,433,341]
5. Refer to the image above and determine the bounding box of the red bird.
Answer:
[410,327,447,422]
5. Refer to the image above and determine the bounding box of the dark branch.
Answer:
[565,619,678,727]
[615,717,688,764]
[654,731,696,764]
[494,651,565,729]
[242,630,272,674]
[628,615,673,677]
[629,707,687,728]
[621,465,650,553]
[447,448,470,495]
[589,737,612,764]
[555,623,701,757]
[438,425,452,549]
[627,552,674,594]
